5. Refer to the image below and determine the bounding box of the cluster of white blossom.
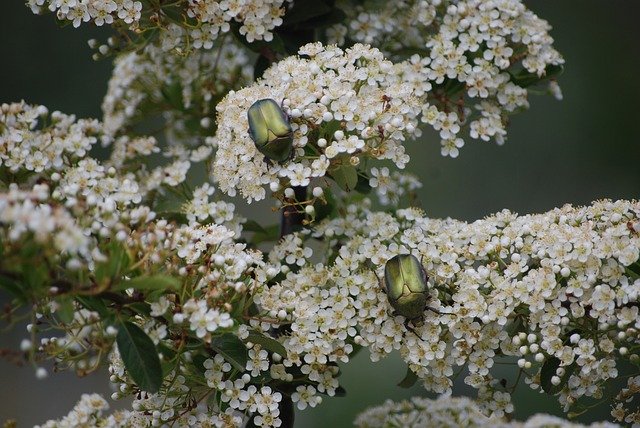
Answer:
[27,0,142,28]
[0,183,91,259]
[329,0,564,153]
[369,168,422,206]
[183,183,245,236]
[101,42,252,142]
[611,375,640,425]
[35,393,111,428]
[354,395,620,428]
[254,199,640,417]
[0,102,160,252]
[213,42,422,202]
[186,0,290,44]
[38,308,112,376]
[1,101,100,173]
[28,0,289,44]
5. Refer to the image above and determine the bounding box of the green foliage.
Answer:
[116,321,163,393]
[330,164,359,192]
[397,366,419,388]
[247,331,288,358]
[113,275,181,292]
[211,333,249,372]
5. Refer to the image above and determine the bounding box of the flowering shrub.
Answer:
[354,396,620,428]
[2,0,638,427]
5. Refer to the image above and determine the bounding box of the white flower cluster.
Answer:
[102,42,252,142]
[611,375,640,425]
[331,0,564,153]
[369,168,422,206]
[183,183,245,236]
[354,395,620,428]
[186,0,290,44]
[0,184,90,259]
[213,42,422,202]
[28,0,289,44]
[35,393,111,428]
[1,102,100,173]
[255,199,640,417]
[0,102,155,245]
[27,0,142,28]
[38,309,110,375]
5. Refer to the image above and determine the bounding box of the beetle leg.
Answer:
[404,319,422,340]
[425,305,443,315]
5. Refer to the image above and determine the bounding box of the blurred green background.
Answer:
[1,1,639,426]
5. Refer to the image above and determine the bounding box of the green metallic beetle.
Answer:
[383,254,441,333]
[247,98,294,163]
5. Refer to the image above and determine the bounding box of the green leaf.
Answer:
[0,273,27,303]
[116,321,163,393]
[540,356,559,393]
[354,172,372,194]
[314,187,336,222]
[249,224,280,245]
[160,82,184,111]
[76,296,110,318]
[243,220,268,234]
[95,241,131,285]
[300,8,346,29]
[191,354,209,375]
[230,22,286,55]
[211,333,248,372]
[56,297,75,324]
[113,275,181,292]
[540,356,575,395]
[397,365,418,388]
[334,386,347,397]
[254,55,271,80]
[282,0,332,26]
[510,64,564,88]
[246,331,288,358]
[128,302,152,317]
[155,211,188,224]
[331,164,358,192]
[278,396,295,428]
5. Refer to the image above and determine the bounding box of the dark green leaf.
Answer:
[128,302,152,316]
[314,187,336,222]
[116,321,163,393]
[56,297,75,324]
[397,365,418,388]
[155,211,188,224]
[540,356,560,394]
[113,275,181,292]
[299,8,346,29]
[250,224,280,245]
[76,296,110,318]
[246,331,287,358]
[334,386,347,396]
[160,82,184,111]
[230,22,286,55]
[510,64,564,88]
[254,55,271,80]
[95,241,131,285]
[540,359,575,395]
[282,0,332,26]
[191,354,209,375]
[354,172,372,194]
[331,164,358,192]
[278,396,295,428]
[211,333,248,372]
[243,220,268,234]
[0,273,27,303]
